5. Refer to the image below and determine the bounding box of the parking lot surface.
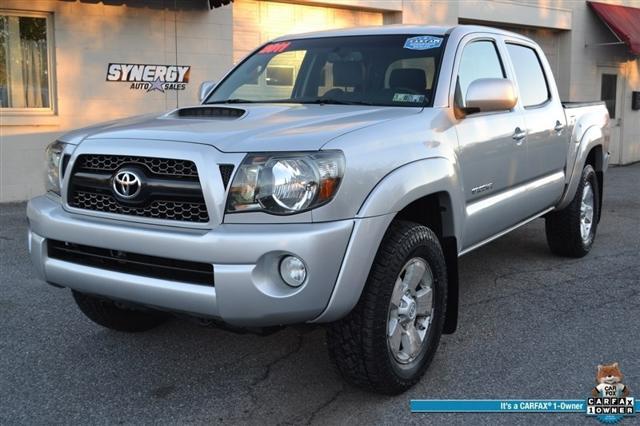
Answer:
[1,163,638,425]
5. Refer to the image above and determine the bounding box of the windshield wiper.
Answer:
[206,99,256,104]
[300,98,374,106]
[206,98,375,106]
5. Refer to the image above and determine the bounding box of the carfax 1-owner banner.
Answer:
[410,362,637,423]
[411,398,637,423]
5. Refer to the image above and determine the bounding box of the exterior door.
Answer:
[505,42,568,181]
[453,38,528,248]
[598,67,624,164]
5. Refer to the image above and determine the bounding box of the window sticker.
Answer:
[393,93,425,103]
[403,36,443,50]
[258,41,292,54]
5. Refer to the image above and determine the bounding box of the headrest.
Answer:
[389,68,427,92]
[332,61,364,87]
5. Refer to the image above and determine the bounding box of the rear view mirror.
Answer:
[464,78,517,114]
[199,81,217,103]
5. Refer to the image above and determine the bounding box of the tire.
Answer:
[545,164,600,258]
[72,291,168,332]
[326,220,447,394]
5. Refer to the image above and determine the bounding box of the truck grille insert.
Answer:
[47,240,214,286]
[76,154,198,178]
[71,191,210,222]
[68,154,210,223]
[219,164,234,188]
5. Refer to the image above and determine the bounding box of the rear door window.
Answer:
[506,43,550,107]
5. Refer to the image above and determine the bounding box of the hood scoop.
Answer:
[172,106,246,120]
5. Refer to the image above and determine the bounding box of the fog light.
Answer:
[279,255,307,287]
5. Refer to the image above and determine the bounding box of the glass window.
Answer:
[600,73,617,119]
[457,40,505,105]
[0,13,51,109]
[207,35,445,107]
[230,50,306,101]
[266,66,294,86]
[506,43,550,107]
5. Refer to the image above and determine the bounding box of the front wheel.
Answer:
[326,221,447,394]
[545,164,600,258]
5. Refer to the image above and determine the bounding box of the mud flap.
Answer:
[442,236,458,334]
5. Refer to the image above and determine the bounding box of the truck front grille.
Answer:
[68,154,210,223]
[78,155,198,178]
[47,240,214,286]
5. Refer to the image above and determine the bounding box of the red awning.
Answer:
[588,1,640,55]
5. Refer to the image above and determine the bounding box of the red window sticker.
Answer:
[258,41,292,54]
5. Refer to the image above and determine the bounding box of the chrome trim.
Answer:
[466,171,563,217]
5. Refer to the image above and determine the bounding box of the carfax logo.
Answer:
[106,63,191,93]
[587,363,634,424]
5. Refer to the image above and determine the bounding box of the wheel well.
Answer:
[394,192,454,240]
[585,145,603,171]
[394,192,458,334]
[585,145,604,223]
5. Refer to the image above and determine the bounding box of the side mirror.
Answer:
[199,80,217,103]
[464,78,517,114]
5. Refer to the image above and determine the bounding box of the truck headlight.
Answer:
[227,151,344,215]
[45,141,66,195]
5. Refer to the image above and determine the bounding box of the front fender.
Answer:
[312,157,464,323]
[357,157,464,244]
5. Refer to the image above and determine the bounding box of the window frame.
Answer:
[450,34,513,118]
[504,41,552,110]
[0,9,56,117]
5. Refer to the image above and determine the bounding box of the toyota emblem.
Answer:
[113,169,142,199]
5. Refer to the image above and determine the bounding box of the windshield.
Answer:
[205,35,445,107]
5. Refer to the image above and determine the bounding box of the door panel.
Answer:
[453,37,529,249]
[522,102,567,179]
[505,42,568,181]
[456,112,527,248]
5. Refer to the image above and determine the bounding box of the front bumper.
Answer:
[27,196,392,326]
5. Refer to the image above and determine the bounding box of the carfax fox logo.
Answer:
[106,63,190,93]
[587,363,635,424]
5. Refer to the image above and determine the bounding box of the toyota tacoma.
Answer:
[28,25,610,394]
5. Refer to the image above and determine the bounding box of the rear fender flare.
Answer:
[557,126,605,210]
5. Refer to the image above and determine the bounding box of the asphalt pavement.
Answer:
[1,163,639,425]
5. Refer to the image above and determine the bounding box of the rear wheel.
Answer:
[545,164,600,257]
[326,221,447,394]
[72,291,168,332]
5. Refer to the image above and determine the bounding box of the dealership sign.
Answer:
[106,63,191,92]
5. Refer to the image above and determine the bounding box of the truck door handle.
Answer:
[554,120,564,132]
[513,127,526,142]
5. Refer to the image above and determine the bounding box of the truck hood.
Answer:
[61,104,422,152]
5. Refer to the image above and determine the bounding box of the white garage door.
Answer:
[233,0,383,63]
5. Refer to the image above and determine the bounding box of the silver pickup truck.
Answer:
[27,25,609,394]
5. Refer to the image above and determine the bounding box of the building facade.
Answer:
[1,0,638,202]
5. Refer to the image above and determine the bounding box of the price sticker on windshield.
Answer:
[404,36,443,50]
